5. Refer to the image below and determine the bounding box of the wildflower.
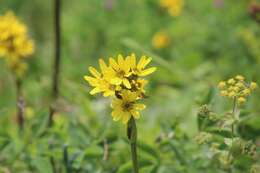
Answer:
[220,90,228,97]
[218,81,226,89]
[250,82,258,90]
[152,31,170,49]
[227,78,235,85]
[84,54,156,124]
[238,97,246,104]
[159,0,184,17]
[218,76,257,104]
[111,90,146,124]
[107,55,132,88]
[235,75,245,81]
[0,11,34,77]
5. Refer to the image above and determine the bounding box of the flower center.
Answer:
[109,84,115,90]
[122,102,133,112]
[117,70,125,78]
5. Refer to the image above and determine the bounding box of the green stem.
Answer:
[231,97,237,141]
[127,117,139,173]
[228,97,237,172]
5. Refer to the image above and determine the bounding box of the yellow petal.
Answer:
[112,111,121,121]
[110,77,122,85]
[103,90,114,97]
[89,66,101,78]
[84,76,99,86]
[137,56,147,69]
[99,59,108,74]
[90,87,101,95]
[130,110,140,119]
[122,113,131,124]
[134,104,146,110]
[139,67,156,76]
[126,54,136,69]
[142,57,152,68]
[109,58,119,70]
[117,54,125,67]
[123,78,131,89]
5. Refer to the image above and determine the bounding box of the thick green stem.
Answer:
[127,117,139,173]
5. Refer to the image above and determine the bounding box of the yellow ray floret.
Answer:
[111,90,146,124]
[128,54,157,77]
[84,59,120,97]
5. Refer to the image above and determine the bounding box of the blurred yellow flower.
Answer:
[111,90,146,124]
[0,11,34,77]
[218,75,257,104]
[159,0,184,17]
[238,97,246,104]
[84,54,156,124]
[152,32,171,49]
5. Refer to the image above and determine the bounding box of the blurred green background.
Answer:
[0,0,260,172]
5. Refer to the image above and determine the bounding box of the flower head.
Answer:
[218,75,257,104]
[152,31,171,49]
[84,54,156,124]
[0,11,34,77]
[159,0,184,17]
[111,90,146,124]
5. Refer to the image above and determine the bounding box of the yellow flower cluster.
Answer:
[218,75,258,104]
[0,11,34,77]
[159,0,184,17]
[84,54,156,124]
[152,31,171,50]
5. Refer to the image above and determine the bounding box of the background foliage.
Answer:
[0,0,259,172]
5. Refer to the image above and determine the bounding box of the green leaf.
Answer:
[117,161,132,173]
[137,141,159,161]
[84,145,103,158]
[33,157,53,173]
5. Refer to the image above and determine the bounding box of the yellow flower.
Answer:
[218,76,257,105]
[160,0,184,17]
[228,91,236,98]
[84,59,120,97]
[238,97,246,104]
[128,54,157,77]
[242,89,251,96]
[220,90,228,97]
[0,11,34,77]
[111,90,146,124]
[218,81,226,89]
[235,75,245,81]
[0,11,34,59]
[84,54,156,124]
[227,78,235,85]
[250,82,258,90]
[106,54,132,88]
[152,32,170,49]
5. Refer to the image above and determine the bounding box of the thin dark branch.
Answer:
[16,78,25,130]
[49,0,61,126]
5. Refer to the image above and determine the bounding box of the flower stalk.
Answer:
[49,0,61,126]
[15,78,25,130]
[127,117,139,173]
